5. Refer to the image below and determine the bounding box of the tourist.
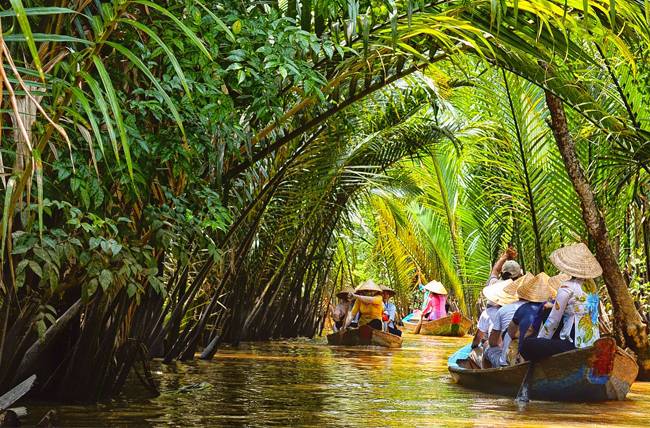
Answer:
[479,278,520,367]
[521,243,603,361]
[381,285,402,336]
[508,272,571,344]
[468,279,512,368]
[345,280,384,330]
[331,287,354,332]
[505,272,556,362]
[421,280,448,321]
[487,245,523,287]
[484,273,533,367]
[471,297,503,349]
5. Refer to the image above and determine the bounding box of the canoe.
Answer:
[327,324,403,348]
[418,312,472,337]
[447,337,638,401]
[402,320,419,333]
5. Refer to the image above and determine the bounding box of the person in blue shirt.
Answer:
[506,272,556,361]
[381,285,402,336]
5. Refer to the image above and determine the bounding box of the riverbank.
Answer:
[22,335,650,426]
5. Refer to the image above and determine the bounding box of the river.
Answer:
[23,334,650,426]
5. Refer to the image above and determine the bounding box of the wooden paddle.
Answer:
[515,362,534,404]
[414,317,423,335]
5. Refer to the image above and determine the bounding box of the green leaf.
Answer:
[132,0,212,60]
[99,269,112,291]
[89,237,101,250]
[105,42,186,140]
[0,7,75,17]
[1,177,16,268]
[9,0,44,80]
[16,259,29,275]
[127,283,137,298]
[117,18,192,101]
[3,34,93,45]
[86,278,98,299]
[70,87,105,158]
[36,320,46,340]
[34,149,43,242]
[80,71,119,163]
[195,1,236,43]
[28,261,42,278]
[92,55,134,180]
[232,20,242,35]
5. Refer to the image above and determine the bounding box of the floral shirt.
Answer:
[538,278,600,348]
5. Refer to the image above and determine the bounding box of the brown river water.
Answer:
[22,334,650,427]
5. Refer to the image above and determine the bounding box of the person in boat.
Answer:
[520,243,603,361]
[469,279,512,368]
[421,280,448,321]
[380,285,402,336]
[507,272,571,343]
[345,280,384,330]
[331,287,355,332]
[402,279,429,323]
[483,273,533,368]
[471,302,498,350]
[505,272,557,363]
[486,245,523,288]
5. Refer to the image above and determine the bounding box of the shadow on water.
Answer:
[22,334,650,427]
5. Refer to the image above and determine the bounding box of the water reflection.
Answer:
[23,335,650,426]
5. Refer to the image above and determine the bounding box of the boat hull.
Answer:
[418,313,472,337]
[327,325,402,348]
[448,337,638,401]
[402,320,419,333]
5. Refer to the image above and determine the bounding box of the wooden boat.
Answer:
[447,337,638,401]
[401,320,419,333]
[327,324,402,348]
[418,312,472,337]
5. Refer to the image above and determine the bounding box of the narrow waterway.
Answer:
[24,334,650,426]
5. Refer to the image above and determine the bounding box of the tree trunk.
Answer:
[545,90,650,378]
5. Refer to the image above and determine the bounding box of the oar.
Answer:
[515,362,535,405]
[414,318,423,335]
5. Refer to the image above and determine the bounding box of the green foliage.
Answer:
[1,0,650,402]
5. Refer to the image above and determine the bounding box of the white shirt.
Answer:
[477,305,499,335]
[493,301,526,366]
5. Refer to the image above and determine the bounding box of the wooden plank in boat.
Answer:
[447,337,638,401]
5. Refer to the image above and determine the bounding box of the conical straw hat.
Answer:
[517,272,555,303]
[336,287,355,298]
[550,243,602,279]
[503,272,533,296]
[356,279,382,293]
[548,273,571,291]
[482,279,518,306]
[380,284,396,296]
[423,280,448,295]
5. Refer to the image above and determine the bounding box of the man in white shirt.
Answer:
[471,302,499,349]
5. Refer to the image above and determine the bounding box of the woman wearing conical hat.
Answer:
[344,280,384,330]
[331,287,354,332]
[421,280,448,321]
[505,272,557,357]
[521,243,603,362]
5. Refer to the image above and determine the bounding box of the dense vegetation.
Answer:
[0,0,648,401]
